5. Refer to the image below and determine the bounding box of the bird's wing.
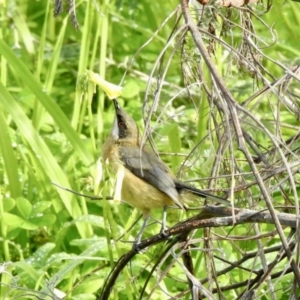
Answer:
[118,146,183,208]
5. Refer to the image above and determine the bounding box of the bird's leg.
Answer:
[159,206,168,238]
[133,214,150,251]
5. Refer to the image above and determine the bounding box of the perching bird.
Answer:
[102,99,230,249]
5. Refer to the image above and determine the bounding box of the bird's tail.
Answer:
[175,181,231,206]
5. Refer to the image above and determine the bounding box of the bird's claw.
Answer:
[132,241,141,253]
[158,229,171,240]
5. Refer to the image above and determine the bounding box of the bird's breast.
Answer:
[102,136,120,163]
[102,137,181,214]
[121,169,175,215]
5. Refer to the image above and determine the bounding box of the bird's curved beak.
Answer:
[113,99,120,112]
[112,99,120,140]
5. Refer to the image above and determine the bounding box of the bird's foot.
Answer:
[158,228,171,240]
[132,241,141,253]
[132,240,148,253]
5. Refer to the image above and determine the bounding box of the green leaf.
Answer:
[46,252,83,265]
[13,12,35,54]
[2,212,37,230]
[14,261,42,281]
[28,243,56,268]
[32,201,52,214]
[70,238,107,247]
[159,123,176,136]
[16,197,32,219]
[72,293,99,300]
[73,215,105,227]
[29,214,56,226]
[2,212,25,226]
[1,198,16,212]
[72,277,103,295]
[43,241,105,292]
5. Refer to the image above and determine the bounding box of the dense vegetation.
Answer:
[0,0,300,299]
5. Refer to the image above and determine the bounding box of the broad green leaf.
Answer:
[16,197,32,219]
[2,212,37,230]
[1,198,16,212]
[2,212,26,226]
[27,243,56,268]
[29,214,56,226]
[32,201,52,214]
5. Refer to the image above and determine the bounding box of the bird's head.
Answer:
[111,99,140,143]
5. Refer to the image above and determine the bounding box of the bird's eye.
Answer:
[119,121,125,128]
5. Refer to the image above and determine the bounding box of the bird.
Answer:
[102,99,230,250]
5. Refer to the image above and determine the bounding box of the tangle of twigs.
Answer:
[97,0,300,299]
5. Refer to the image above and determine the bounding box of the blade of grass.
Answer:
[0,82,91,238]
[72,0,94,131]
[13,11,35,55]
[0,39,93,166]
[0,113,22,198]
[33,5,68,131]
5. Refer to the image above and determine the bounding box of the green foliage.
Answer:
[0,0,300,299]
